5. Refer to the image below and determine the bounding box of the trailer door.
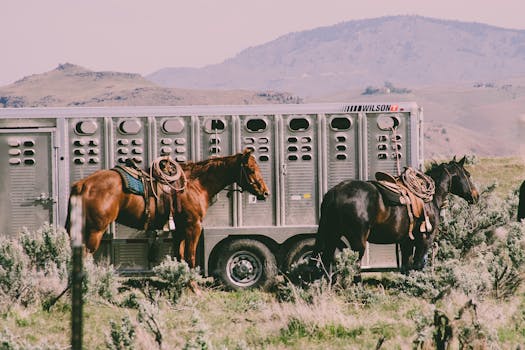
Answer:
[199,115,234,227]
[281,114,319,226]
[0,129,56,235]
[239,115,276,226]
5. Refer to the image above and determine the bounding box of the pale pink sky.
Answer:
[2,0,524,86]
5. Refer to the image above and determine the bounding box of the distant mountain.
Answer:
[147,15,525,97]
[0,63,302,107]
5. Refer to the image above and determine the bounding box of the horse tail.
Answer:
[313,188,339,266]
[65,181,86,235]
[518,180,525,221]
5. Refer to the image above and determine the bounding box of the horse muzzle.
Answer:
[256,191,270,201]
[469,189,479,204]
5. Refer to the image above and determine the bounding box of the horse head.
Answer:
[447,156,479,204]
[237,149,270,200]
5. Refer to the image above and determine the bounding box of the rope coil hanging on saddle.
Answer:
[375,124,436,240]
[149,156,187,200]
[149,156,187,232]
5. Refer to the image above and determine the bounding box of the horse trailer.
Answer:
[0,102,423,288]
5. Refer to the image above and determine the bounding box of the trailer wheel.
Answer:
[284,238,321,284]
[215,239,277,291]
[284,238,316,272]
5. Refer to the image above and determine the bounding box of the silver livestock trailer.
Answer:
[0,102,423,288]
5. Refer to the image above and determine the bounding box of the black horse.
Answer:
[518,180,525,221]
[312,156,479,275]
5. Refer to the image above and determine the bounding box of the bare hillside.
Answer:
[314,77,525,157]
[0,63,302,107]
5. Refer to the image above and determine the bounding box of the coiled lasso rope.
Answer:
[401,167,435,203]
[149,156,187,200]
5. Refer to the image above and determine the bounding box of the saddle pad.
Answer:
[370,181,403,206]
[112,166,144,196]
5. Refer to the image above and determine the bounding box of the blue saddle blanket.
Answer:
[112,166,144,196]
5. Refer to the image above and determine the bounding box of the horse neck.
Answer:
[189,154,240,197]
[429,166,452,209]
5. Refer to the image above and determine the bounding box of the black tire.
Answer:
[214,239,277,291]
[284,238,316,272]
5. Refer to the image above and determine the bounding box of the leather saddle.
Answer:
[111,158,185,231]
[372,170,431,239]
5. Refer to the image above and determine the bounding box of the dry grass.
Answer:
[1,157,525,349]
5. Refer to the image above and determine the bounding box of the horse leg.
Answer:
[399,240,415,274]
[183,221,203,295]
[346,228,369,283]
[413,234,433,270]
[84,229,106,253]
[313,197,340,277]
[178,239,185,262]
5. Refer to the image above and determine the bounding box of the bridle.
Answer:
[227,159,259,196]
[442,162,474,204]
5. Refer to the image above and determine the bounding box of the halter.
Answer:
[445,162,474,199]
[226,157,258,196]
[440,162,474,209]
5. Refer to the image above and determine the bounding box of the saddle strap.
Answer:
[142,176,152,231]
[399,189,415,240]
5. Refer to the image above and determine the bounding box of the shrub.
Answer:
[137,299,163,348]
[333,249,360,289]
[152,256,202,303]
[106,315,136,350]
[83,258,120,304]
[18,224,70,272]
[0,225,70,309]
[0,236,32,306]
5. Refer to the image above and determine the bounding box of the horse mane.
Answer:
[425,156,459,175]
[180,153,241,180]
[425,161,443,175]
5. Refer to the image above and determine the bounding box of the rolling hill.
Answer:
[147,15,525,98]
[0,63,302,107]
[316,77,525,157]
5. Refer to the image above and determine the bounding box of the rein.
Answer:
[227,162,254,196]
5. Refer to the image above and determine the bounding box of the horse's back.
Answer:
[318,179,381,233]
[322,179,380,212]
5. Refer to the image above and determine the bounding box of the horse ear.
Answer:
[452,155,457,162]
[458,156,466,166]
[241,148,253,163]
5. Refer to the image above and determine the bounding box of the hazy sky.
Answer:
[2,0,524,86]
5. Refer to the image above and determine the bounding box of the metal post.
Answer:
[70,195,83,350]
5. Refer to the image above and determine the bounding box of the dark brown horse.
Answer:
[518,180,525,221]
[312,156,479,275]
[65,149,269,268]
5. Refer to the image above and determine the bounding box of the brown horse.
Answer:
[65,149,269,268]
[312,156,479,276]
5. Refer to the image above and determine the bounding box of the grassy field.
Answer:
[0,157,524,349]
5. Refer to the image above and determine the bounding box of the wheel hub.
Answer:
[227,251,262,287]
